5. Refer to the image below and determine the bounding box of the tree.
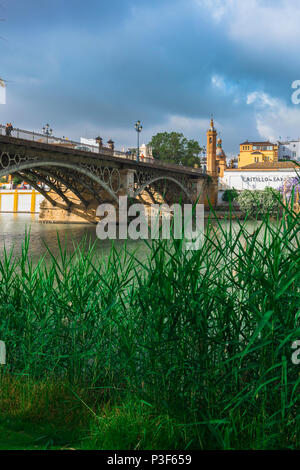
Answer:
[149,132,203,167]
[12,176,22,188]
[222,188,239,202]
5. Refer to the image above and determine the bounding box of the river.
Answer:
[0,213,259,262]
[0,213,142,261]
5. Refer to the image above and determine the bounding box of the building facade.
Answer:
[139,144,153,159]
[220,162,298,192]
[278,140,300,162]
[238,141,278,168]
[0,189,44,213]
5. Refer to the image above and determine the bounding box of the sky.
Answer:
[1,0,300,156]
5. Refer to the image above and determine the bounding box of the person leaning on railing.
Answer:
[5,122,13,136]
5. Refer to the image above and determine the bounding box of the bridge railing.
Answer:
[0,124,202,174]
[0,124,107,153]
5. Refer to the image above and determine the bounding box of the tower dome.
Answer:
[216,137,225,158]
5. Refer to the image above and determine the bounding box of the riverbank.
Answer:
[38,208,245,224]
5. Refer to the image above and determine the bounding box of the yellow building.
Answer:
[238,141,278,168]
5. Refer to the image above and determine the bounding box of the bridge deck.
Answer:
[0,126,203,178]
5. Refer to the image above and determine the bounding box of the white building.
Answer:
[278,140,300,162]
[219,162,299,192]
[80,137,97,146]
[80,137,99,151]
[139,144,153,159]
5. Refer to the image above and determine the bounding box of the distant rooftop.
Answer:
[240,141,275,146]
[240,161,299,170]
[278,140,300,144]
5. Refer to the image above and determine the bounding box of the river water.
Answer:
[0,213,142,261]
[0,213,258,262]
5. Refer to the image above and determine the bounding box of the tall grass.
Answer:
[0,205,299,449]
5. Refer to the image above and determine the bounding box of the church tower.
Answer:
[206,118,217,177]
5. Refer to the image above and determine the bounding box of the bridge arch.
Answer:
[134,176,192,202]
[0,160,119,202]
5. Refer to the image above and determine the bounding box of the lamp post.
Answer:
[42,123,53,143]
[135,120,143,163]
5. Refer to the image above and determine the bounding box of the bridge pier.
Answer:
[192,175,218,209]
[119,169,135,197]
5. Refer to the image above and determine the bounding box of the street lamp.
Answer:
[135,120,143,163]
[42,123,53,142]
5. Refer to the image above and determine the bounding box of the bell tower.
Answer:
[206,117,217,177]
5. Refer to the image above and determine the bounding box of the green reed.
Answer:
[0,204,299,449]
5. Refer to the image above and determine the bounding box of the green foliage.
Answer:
[87,398,187,450]
[222,188,239,202]
[0,376,90,449]
[12,176,22,186]
[149,132,203,167]
[237,187,282,217]
[0,207,299,449]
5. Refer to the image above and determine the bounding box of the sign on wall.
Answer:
[220,170,297,191]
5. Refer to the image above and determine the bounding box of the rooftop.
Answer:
[240,141,275,146]
[240,161,299,170]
